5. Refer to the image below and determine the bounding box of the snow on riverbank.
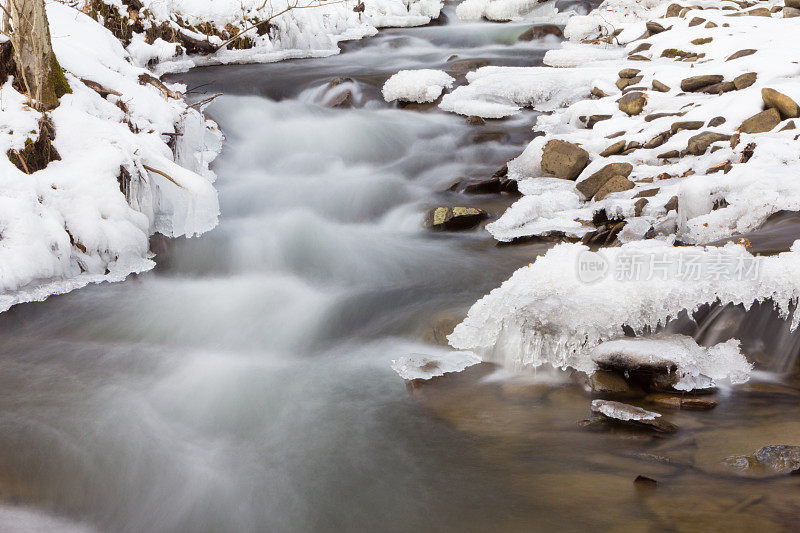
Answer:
[427,0,800,381]
[0,3,220,312]
[89,0,443,73]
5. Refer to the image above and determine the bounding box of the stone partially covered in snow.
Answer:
[591,334,752,391]
[391,351,481,380]
[447,239,799,379]
[589,399,677,432]
[382,70,455,103]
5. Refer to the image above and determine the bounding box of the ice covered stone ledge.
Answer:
[0,3,221,312]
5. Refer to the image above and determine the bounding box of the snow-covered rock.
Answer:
[448,239,800,378]
[391,350,481,380]
[382,70,455,103]
[591,334,752,390]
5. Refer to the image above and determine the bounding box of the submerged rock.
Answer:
[426,206,487,231]
[645,393,718,410]
[723,445,800,477]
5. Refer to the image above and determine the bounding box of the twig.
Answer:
[187,92,222,109]
[10,148,29,174]
[142,164,183,188]
[214,0,349,51]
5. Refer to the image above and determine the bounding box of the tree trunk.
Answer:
[9,0,69,109]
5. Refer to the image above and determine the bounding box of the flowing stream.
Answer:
[3,3,800,531]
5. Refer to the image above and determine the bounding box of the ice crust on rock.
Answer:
[391,350,482,380]
[591,334,752,390]
[382,70,455,103]
[448,240,800,379]
[591,400,660,421]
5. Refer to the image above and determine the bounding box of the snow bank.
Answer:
[382,70,455,103]
[91,0,443,73]
[449,240,800,377]
[0,4,220,312]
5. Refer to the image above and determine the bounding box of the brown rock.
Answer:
[645,393,718,410]
[517,24,563,41]
[746,7,771,16]
[652,80,671,92]
[784,6,800,17]
[643,131,670,149]
[634,198,648,216]
[541,140,590,180]
[591,87,609,98]
[465,115,485,125]
[680,74,724,92]
[762,88,800,118]
[726,49,757,61]
[688,16,706,25]
[739,108,781,134]
[619,68,641,79]
[576,162,634,199]
[780,120,797,131]
[426,207,487,231]
[664,196,679,212]
[691,37,713,45]
[645,21,668,33]
[634,188,659,198]
[733,72,757,90]
[671,120,704,133]
[627,54,651,61]
[701,81,736,95]
[687,131,732,155]
[587,114,612,128]
[708,116,726,127]
[704,21,718,27]
[666,3,683,17]
[594,175,635,200]
[657,150,680,159]
[619,91,647,115]
[600,140,627,157]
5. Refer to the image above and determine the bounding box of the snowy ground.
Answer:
[390,0,800,384]
[99,0,445,73]
[0,3,220,312]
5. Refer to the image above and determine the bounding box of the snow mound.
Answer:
[391,350,481,380]
[382,70,455,103]
[448,240,799,376]
[0,4,220,313]
[592,334,752,390]
[104,0,443,73]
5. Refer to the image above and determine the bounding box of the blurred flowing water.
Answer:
[3,2,800,531]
